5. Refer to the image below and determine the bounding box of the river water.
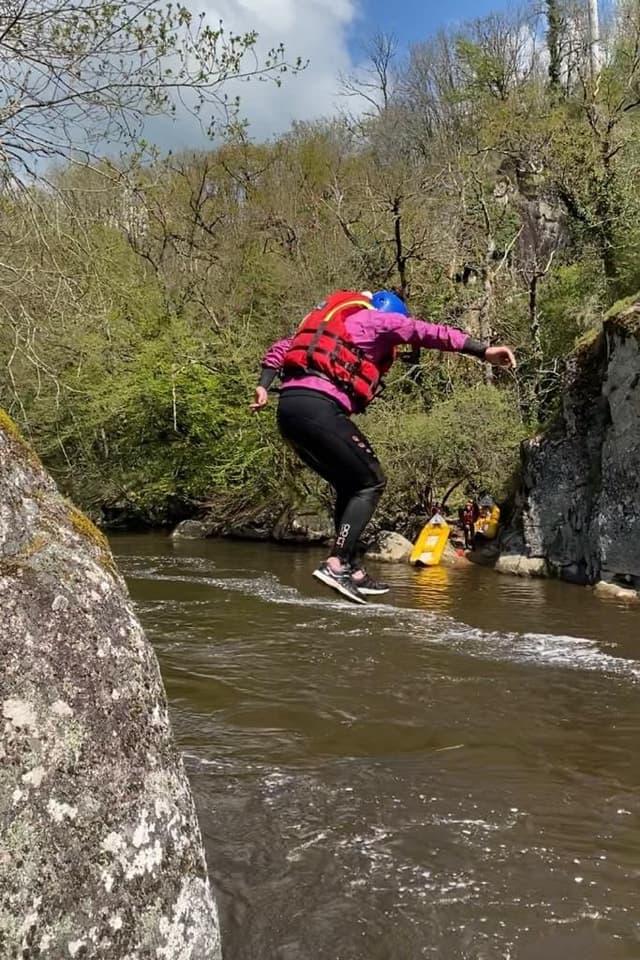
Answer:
[112,534,640,960]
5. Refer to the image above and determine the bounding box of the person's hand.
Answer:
[250,386,269,412]
[485,345,516,369]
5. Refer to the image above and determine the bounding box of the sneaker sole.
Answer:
[313,568,367,605]
[357,586,390,596]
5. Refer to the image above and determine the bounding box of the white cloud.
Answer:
[148,0,360,149]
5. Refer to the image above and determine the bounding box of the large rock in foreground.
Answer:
[0,414,221,958]
[502,299,640,593]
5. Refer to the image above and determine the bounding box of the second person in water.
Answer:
[252,289,516,604]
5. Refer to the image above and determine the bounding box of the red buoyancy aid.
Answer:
[282,291,394,411]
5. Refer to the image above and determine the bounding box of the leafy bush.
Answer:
[362,385,525,525]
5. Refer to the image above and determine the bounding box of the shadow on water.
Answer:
[113,534,640,960]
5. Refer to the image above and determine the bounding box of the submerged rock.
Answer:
[0,412,221,958]
[593,580,640,603]
[171,518,215,540]
[495,554,549,578]
[501,298,640,594]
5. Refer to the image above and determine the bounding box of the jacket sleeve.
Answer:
[258,337,293,388]
[376,313,487,358]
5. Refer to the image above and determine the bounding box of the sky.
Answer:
[148,0,513,149]
[349,0,512,54]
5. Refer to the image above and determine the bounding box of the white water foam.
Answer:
[124,566,640,683]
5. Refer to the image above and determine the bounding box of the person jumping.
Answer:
[251,290,516,604]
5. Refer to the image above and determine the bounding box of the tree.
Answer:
[587,0,604,81]
[545,0,564,93]
[339,31,399,118]
[0,0,301,179]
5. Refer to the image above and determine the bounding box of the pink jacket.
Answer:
[261,308,474,414]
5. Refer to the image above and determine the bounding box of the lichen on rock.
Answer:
[0,410,221,958]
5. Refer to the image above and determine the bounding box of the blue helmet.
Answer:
[371,290,410,316]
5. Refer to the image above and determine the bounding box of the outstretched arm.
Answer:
[376,313,516,369]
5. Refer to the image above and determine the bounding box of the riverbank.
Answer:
[106,479,640,607]
[189,511,640,605]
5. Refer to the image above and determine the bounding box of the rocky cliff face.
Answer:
[0,413,221,958]
[503,299,640,592]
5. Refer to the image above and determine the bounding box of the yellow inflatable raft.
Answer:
[410,516,451,566]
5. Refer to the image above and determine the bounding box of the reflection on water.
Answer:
[113,535,640,960]
[412,564,454,612]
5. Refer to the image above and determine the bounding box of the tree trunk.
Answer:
[587,0,603,82]
[392,195,421,365]
[545,0,563,94]
[478,239,496,386]
[392,195,408,297]
[529,273,544,422]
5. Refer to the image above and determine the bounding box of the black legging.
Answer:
[277,388,386,564]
